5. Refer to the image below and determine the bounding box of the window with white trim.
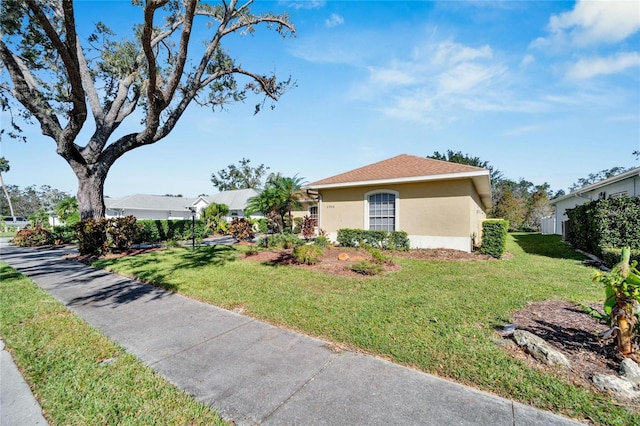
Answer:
[368,192,396,231]
[309,206,318,222]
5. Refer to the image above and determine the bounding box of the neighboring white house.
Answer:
[547,167,640,237]
[105,188,260,221]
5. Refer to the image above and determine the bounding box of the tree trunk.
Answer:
[614,301,636,355]
[76,173,106,220]
[0,173,16,220]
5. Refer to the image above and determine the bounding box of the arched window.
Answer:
[365,190,398,231]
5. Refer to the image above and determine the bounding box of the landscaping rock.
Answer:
[592,374,640,401]
[621,358,640,389]
[512,330,570,368]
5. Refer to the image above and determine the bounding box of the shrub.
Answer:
[388,231,410,250]
[12,227,54,247]
[293,217,304,234]
[602,247,640,269]
[314,236,330,248]
[364,245,393,265]
[74,218,110,256]
[479,219,509,259]
[567,196,640,257]
[135,220,162,243]
[227,218,255,241]
[257,233,303,249]
[252,218,269,234]
[162,239,181,248]
[350,260,384,276]
[245,246,259,256]
[51,225,76,244]
[109,216,138,251]
[134,219,207,244]
[301,215,317,240]
[293,244,324,265]
[337,228,409,250]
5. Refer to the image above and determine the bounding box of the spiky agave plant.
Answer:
[593,247,640,355]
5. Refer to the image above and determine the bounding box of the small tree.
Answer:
[246,174,305,233]
[201,202,229,233]
[593,247,640,355]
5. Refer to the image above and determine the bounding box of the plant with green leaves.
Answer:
[593,247,640,355]
[247,174,306,233]
[201,202,229,234]
[293,244,323,265]
[54,196,80,226]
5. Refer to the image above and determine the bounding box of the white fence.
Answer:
[540,216,556,235]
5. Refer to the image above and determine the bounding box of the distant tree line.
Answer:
[0,184,69,218]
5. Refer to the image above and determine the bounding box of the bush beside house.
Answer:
[566,197,640,265]
[479,219,509,259]
[336,228,410,250]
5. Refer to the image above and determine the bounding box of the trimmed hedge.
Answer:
[566,196,640,258]
[336,228,410,250]
[479,219,509,259]
[601,247,640,269]
[135,219,208,244]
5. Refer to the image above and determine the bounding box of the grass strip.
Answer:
[94,234,640,426]
[0,262,226,426]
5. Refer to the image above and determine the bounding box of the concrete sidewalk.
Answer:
[0,244,584,425]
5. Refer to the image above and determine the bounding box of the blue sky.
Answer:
[1,0,639,198]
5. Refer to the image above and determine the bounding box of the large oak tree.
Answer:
[0,0,295,219]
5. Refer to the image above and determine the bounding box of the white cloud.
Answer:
[566,51,640,79]
[431,41,493,65]
[368,66,416,86]
[280,0,326,10]
[325,13,344,28]
[536,0,640,47]
[350,39,514,123]
[504,125,542,137]
[437,62,506,95]
[520,54,535,66]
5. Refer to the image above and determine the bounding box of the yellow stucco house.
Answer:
[306,154,492,252]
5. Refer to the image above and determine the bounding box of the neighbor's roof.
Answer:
[551,166,640,204]
[200,188,260,210]
[307,154,492,208]
[105,194,198,211]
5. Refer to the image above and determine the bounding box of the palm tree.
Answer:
[0,157,16,222]
[269,175,306,233]
[55,196,79,225]
[246,174,306,233]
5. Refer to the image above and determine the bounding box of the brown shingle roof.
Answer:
[308,154,487,187]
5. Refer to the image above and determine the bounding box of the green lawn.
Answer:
[0,263,227,426]
[92,233,639,426]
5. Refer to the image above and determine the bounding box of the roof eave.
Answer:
[306,170,490,190]
[551,168,640,205]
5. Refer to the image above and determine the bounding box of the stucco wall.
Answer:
[318,179,485,251]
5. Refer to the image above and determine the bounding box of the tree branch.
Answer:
[161,0,197,108]
[139,0,169,142]
[26,0,87,151]
[0,40,62,141]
